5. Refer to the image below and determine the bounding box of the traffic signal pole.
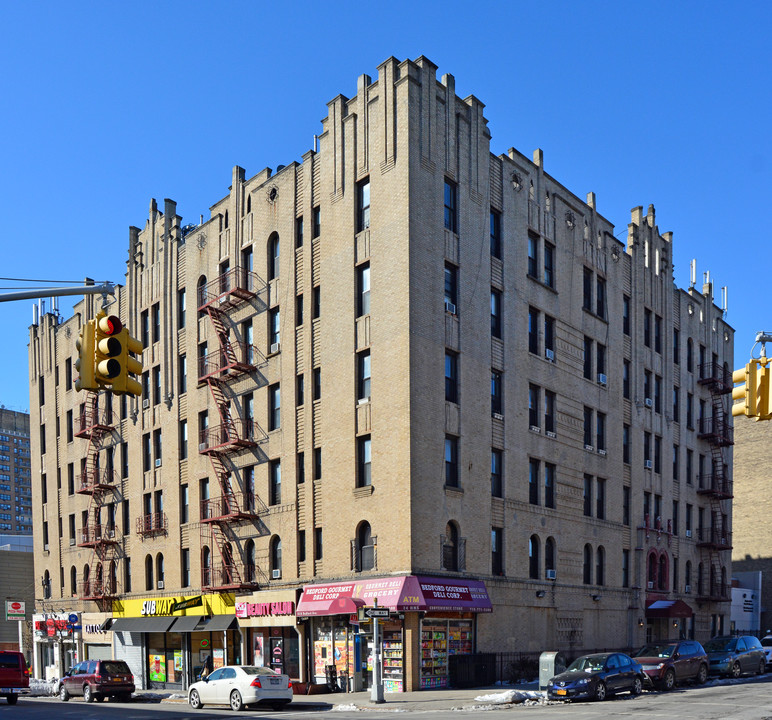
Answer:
[0,281,115,304]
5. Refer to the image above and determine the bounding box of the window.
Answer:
[152,303,160,344]
[491,527,503,575]
[269,384,280,431]
[153,366,161,405]
[357,179,371,232]
[622,424,631,464]
[444,264,458,310]
[644,308,651,347]
[445,435,459,487]
[583,337,593,380]
[596,546,605,586]
[179,420,187,460]
[357,435,372,487]
[490,289,502,338]
[644,370,652,402]
[181,548,190,588]
[445,352,458,403]
[490,209,501,258]
[672,500,679,536]
[65,358,72,390]
[529,535,540,579]
[66,410,73,443]
[544,390,555,434]
[269,308,280,348]
[583,407,593,447]
[357,522,374,571]
[141,309,149,347]
[623,486,631,526]
[268,234,280,281]
[583,475,594,517]
[673,328,680,364]
[622,548,630,588]
[529,458,540,505]
[153,429,162,467]
[296,294,304,326]
[444,179,457,232]
[312,206,321,238]
[596,412,606,452]
[644,432,651,466]
[596,344,606,379]
[583,268,593,310]
[296,374,305,406]
[687,338,694,372]
[298,530,306,562]
[528,234,538,277]
[357,264,370,317]
[545,537,556,577]
[655,375,662,413]
[655,315,662,353]
[142,433,151,472]
[686,449,693,485]
[313,368,321,401]
[544,242,555,288]
[528,307,539,354]
[623,295,630,335]
[491,449,502,498]
[686,393,694,428]
[297,452,305,484]
[178,355,187,394]
[655,435,662,473]
[312,286,320,319]
[673,444,680,481]
[313,447,322,480]
[673,386,680,422]
[544,315,555,357]
[544,463,556,509]
[528,384,540,427]
[296,216,304,248]
[484,371,500,418]
[596,478,606,520]
[596,277,606,319]
[269,460,281,505]
[180,484,189,524]
[623,360,631,399]
[443,523,460,571]
[358,351,371,402]
[314,527,323,560]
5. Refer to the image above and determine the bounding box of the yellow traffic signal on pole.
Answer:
[74,319,97,391]
[111,329,144,396]
[732,361,759,417]
[756,362,771,421]
[94,312,124,387]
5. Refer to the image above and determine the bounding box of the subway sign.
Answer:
[141,599,177,616]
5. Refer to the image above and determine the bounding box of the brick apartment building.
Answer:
[28,56,734,690]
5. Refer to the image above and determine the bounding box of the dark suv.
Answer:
[633,640,708,689]
[60,659,134,703]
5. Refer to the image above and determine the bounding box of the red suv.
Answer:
[59,659,134,703]
[0,651,30,704]
[633,640,709,689]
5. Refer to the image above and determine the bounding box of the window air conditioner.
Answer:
[529,425,541,433]
[43,543,49,551]
[685,529,692,538]
[157,581,164,590]
[155,458,161,468]
[546,431,557,438]
[270,342,281,354]
[198,443,207,453]
[492,413,504,420]
[142,399,150,409]
[272,569,281,579]
[444,299,457,315]
[546,569,557,580]
[69,538,75,546]
[545,348,555,362]
[584,445,594,452]
[645,460,653,469]
[644,398,653,408]
[685,584,691,593]
[597,449,607,456]
[597,373,607,386]
[647,581,654,589]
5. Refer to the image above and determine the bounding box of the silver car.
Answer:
[188,665,293,711]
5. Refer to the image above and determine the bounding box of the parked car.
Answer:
[761,635,772,669]
[0,650,30,705]
[188,665,292,711]
[59,659,134,702]
[633,640,709,689]
[547,652,645,701]
[703,635,766,678]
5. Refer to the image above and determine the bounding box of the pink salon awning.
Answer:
[296,576,492,616]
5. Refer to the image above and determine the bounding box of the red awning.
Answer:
[645,599,693,618]
[296,594,365,617]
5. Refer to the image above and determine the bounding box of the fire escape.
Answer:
[74,393,120,608]
[197,266,268,592]
[696,360,733,603]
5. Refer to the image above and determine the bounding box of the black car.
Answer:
[547,652,645,701]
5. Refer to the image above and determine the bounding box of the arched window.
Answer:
[658,554,668,590]
[545,537,556,576]
[70,566,77,596]
[197,275,207,314]
[596,546,605,586]
[529,535,540,579]
[270,536,282,578]
[583,544,592,585]
[156,553,165,588]
[42,569,51,599]
[245,540,256,582]
[82,564,90,596]
[247,195,252,214]
[357,521,374,571]
[222,543,235,585]
[145,555,154,591]
[443,522,459,571]
[202,546,211,586]
[648,551,658,588]
[94,563,103,592]
[268,233,280,281]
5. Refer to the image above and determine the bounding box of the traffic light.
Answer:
[74,319,97,391]
[755,363,771,421]
[111,328,144,396]
[732,358,772,419]
[94,313,124,387]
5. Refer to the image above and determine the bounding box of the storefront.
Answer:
[32,611,81,681]
[110,593,240,691]
[296,576,491,691]
[235,589,302,681]
[81,612,113,660]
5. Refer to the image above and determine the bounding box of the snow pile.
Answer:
[474,689,547,704]
[28,678,58,697]
[331,703,361,711]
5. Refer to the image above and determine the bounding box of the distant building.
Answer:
[0,409,32,534]
[730,571,761,635]
[28,56,734,691]
[0,538,34,656]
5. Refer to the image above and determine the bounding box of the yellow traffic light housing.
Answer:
[732,361,759,417]
[94,312,124,387]
[111,329,144,396]
[74,319,97,391]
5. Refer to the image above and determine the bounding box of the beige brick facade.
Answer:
[29,56,734,677]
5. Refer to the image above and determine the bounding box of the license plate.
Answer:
[556,689,567,696]
[270,678,281,685]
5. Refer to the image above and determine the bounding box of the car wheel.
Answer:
[6,695,18,705]
[84,684,94,703]
[631,676,643,695]
[60,685,70,702]
[662,669,676,691]
[594,680,607,701]
[730,662,742,679]
[189,689,203,709]
[230,690,244,712]
[696,664,708,684]
[758,660,766,676]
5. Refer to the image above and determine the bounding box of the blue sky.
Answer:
[1,1,770,412]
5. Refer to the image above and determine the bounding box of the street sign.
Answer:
[364,607,390,618]
[6,601,25,620]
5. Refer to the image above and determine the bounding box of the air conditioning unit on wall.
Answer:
[272,569,281,579]
[546,569,557,580]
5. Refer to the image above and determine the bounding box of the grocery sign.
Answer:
[6,601,25,620]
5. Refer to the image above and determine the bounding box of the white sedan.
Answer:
[188,665,293,711]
